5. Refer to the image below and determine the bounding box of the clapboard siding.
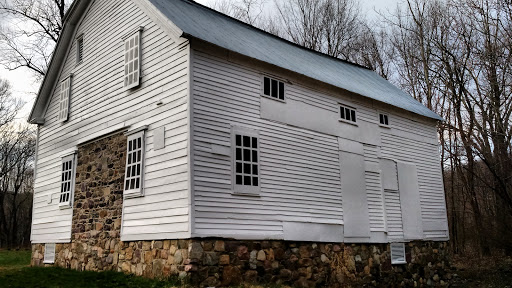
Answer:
[31,0,190,243]
[384,189,404,239]
[192,51,343,237]
[363,145,386,232]
[380,132,448,239]
[191,47,448,242]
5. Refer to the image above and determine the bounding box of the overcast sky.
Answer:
[3,0,402,122]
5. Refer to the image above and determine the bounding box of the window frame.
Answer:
[379,113,390,127]
[390,243,407,265]
[58,75,72,123]
[59,153,76,209]
[338,104,358,125]
[123,27,144,90]
[123,128,146,199]
[43,243,56,264]
[76,34,84,65]
[261,75,286,102]
[232,126,261,196]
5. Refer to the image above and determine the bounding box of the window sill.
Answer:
[124,191,144,199]
[58,203,72,210]
[260,94,286,103]
[338,119,358,126]
[43,261,55,264]
[379,124,391,129]
[232,190,261,197]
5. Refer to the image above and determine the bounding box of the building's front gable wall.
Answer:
[190,46,448,243]
[31,0,191,244]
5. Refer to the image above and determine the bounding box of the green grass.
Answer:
[0,250,31,271]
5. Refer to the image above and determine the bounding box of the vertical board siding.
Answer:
[380,132,448,239]
[192,51,343,237]
[32,0,190,243]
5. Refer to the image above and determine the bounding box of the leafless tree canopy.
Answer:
[0,0,69,79]
[0,79,34,248]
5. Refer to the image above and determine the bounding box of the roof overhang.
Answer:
[28,0,92,124]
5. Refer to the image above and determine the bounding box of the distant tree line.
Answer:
[0,0,510,255]
[0,79,34,248]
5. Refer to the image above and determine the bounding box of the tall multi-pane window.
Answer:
[233,128,260,195]
[124,130,145,198]
[262,76,285,100]
[124,28,143,90]
[58,76,71,122]
[59,154,75,208]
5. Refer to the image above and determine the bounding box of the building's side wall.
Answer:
[31,0,190,244]
[190,47,448,242]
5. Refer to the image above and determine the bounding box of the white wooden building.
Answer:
[29,0,448,247]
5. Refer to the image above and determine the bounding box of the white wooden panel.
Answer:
[381,132,448,240]
[32,0,190,243]
[283,222,344,242]
[339,151,370,238]
[397,162,424,240]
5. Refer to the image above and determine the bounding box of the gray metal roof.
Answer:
[148,0,442,121]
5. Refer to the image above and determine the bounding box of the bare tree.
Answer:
[0,0,70,79]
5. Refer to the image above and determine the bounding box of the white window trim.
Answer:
[390,243,407,264]
[59,153,76,209]
[123,27,144,91]
[379,113,390,128]
[123,127,147,199]
[43,243,56,264]
[339,104,358,125]
[232,126,261,196]
[76,34,84,65]
[261,75,286,102]
[58,75,72,123]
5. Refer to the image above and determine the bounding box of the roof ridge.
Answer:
[180,0,372,71]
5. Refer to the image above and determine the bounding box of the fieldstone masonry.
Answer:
[31,132,453,287]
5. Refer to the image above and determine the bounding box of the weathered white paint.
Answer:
[340,151,371,238]
[397,162,424,240]
[32,0,448,244]
[190,45,448,242]
[31,0,191,243]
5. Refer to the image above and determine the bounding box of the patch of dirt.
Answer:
[450,256,512,287]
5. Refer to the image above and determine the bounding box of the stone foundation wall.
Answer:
[32,239,451,287]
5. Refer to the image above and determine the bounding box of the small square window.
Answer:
[262,76,285,100]
[340,105,357,123]
[379,113,389,126]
